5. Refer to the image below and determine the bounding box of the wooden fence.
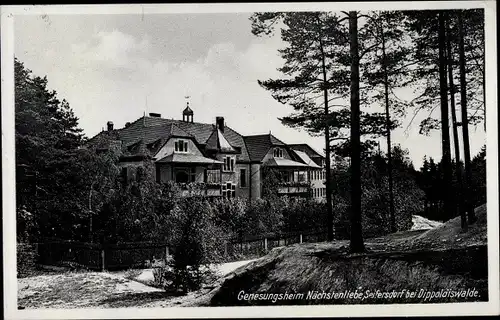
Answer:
[223,229,330,261]
[35,229,335,271]
[36,239,169,271]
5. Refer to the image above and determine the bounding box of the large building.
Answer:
[88,106,327,201]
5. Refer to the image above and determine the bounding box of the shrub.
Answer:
[210,197,247,239]
[168,195,226,293]
[245,198,284,236]
[330,148,424,238]
[17,243,38,278]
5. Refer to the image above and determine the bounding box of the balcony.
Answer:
[277,181,310,194]
[176,182,222,197]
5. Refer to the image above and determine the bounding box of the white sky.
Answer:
[14,12,486,168]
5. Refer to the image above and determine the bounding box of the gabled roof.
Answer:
[126,139,150,157]
[265,158,310,168]
[118,122,192,146]
[86,121,193,157]
[140,116,250,161]
[206,128,237,153]
[88,116,251,161]
[288,143,326,158]
[244,133,287,162]
[293,150,322,169]
[157,153,223,164]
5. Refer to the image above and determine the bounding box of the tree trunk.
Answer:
[89,180,96,243]
[446,14,466,229]
[348,11,365,253]
[380,25,396,233]
[318,35,334,241]
[438,11,454,221]
[458,10,476,224]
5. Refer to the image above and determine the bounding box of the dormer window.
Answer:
[273,147,284,158]
[175,139,188,153]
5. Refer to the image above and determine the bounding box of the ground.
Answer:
[18,211,480,308]
[18,260,255,308]
[411,215,443,230]
[200,205,488,306]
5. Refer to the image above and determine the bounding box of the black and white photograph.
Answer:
[1,1,498,318]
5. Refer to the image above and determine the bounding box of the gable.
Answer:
[153,136,204,161]
[143,116,250,161]
[288,144,325,159]
[262,145,293,164]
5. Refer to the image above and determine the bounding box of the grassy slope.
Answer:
[193,204,487,306]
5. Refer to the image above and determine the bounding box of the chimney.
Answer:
[149,112,161,118]
[216,117,225,133]
[125,122,131,128]
[107,121,114,131]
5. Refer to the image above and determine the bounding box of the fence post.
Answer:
[300,234,303,244]
[224,241,228,257]
[264,238,268,252]
[101,249,106,272]
[165,245,169,261]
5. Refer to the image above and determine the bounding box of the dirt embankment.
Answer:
[191,205,487,306]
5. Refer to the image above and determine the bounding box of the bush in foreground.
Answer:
[167,195,226,293]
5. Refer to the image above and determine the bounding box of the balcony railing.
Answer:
[176,182,222,197]
[277,181,310,194]
[279,181,310,187]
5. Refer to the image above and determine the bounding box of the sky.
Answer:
[14,12,486,168]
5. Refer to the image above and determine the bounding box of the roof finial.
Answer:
[183,95,194,122]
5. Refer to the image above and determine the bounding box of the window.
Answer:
[206,169,221,183]
[174,139,189,153]
[240,169,247,187]
[273,148,284,158]
[175,170,189,183]
[223,156,235,172]
[298,172,306,182]
[222,182,236,198]
[190,167,196,183]
[174,168,196,183]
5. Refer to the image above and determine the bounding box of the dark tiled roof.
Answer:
[88,116,251,162]
[183,106,193,114]
[265,158,310,168]
[288,143,325,158]
[157,153,223,164]
[269,134,286,146]
[118,121,192,146]
[244,133,286,162]
[125,139,150,157]
[140,116,250,161]
[293,150,322,168]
